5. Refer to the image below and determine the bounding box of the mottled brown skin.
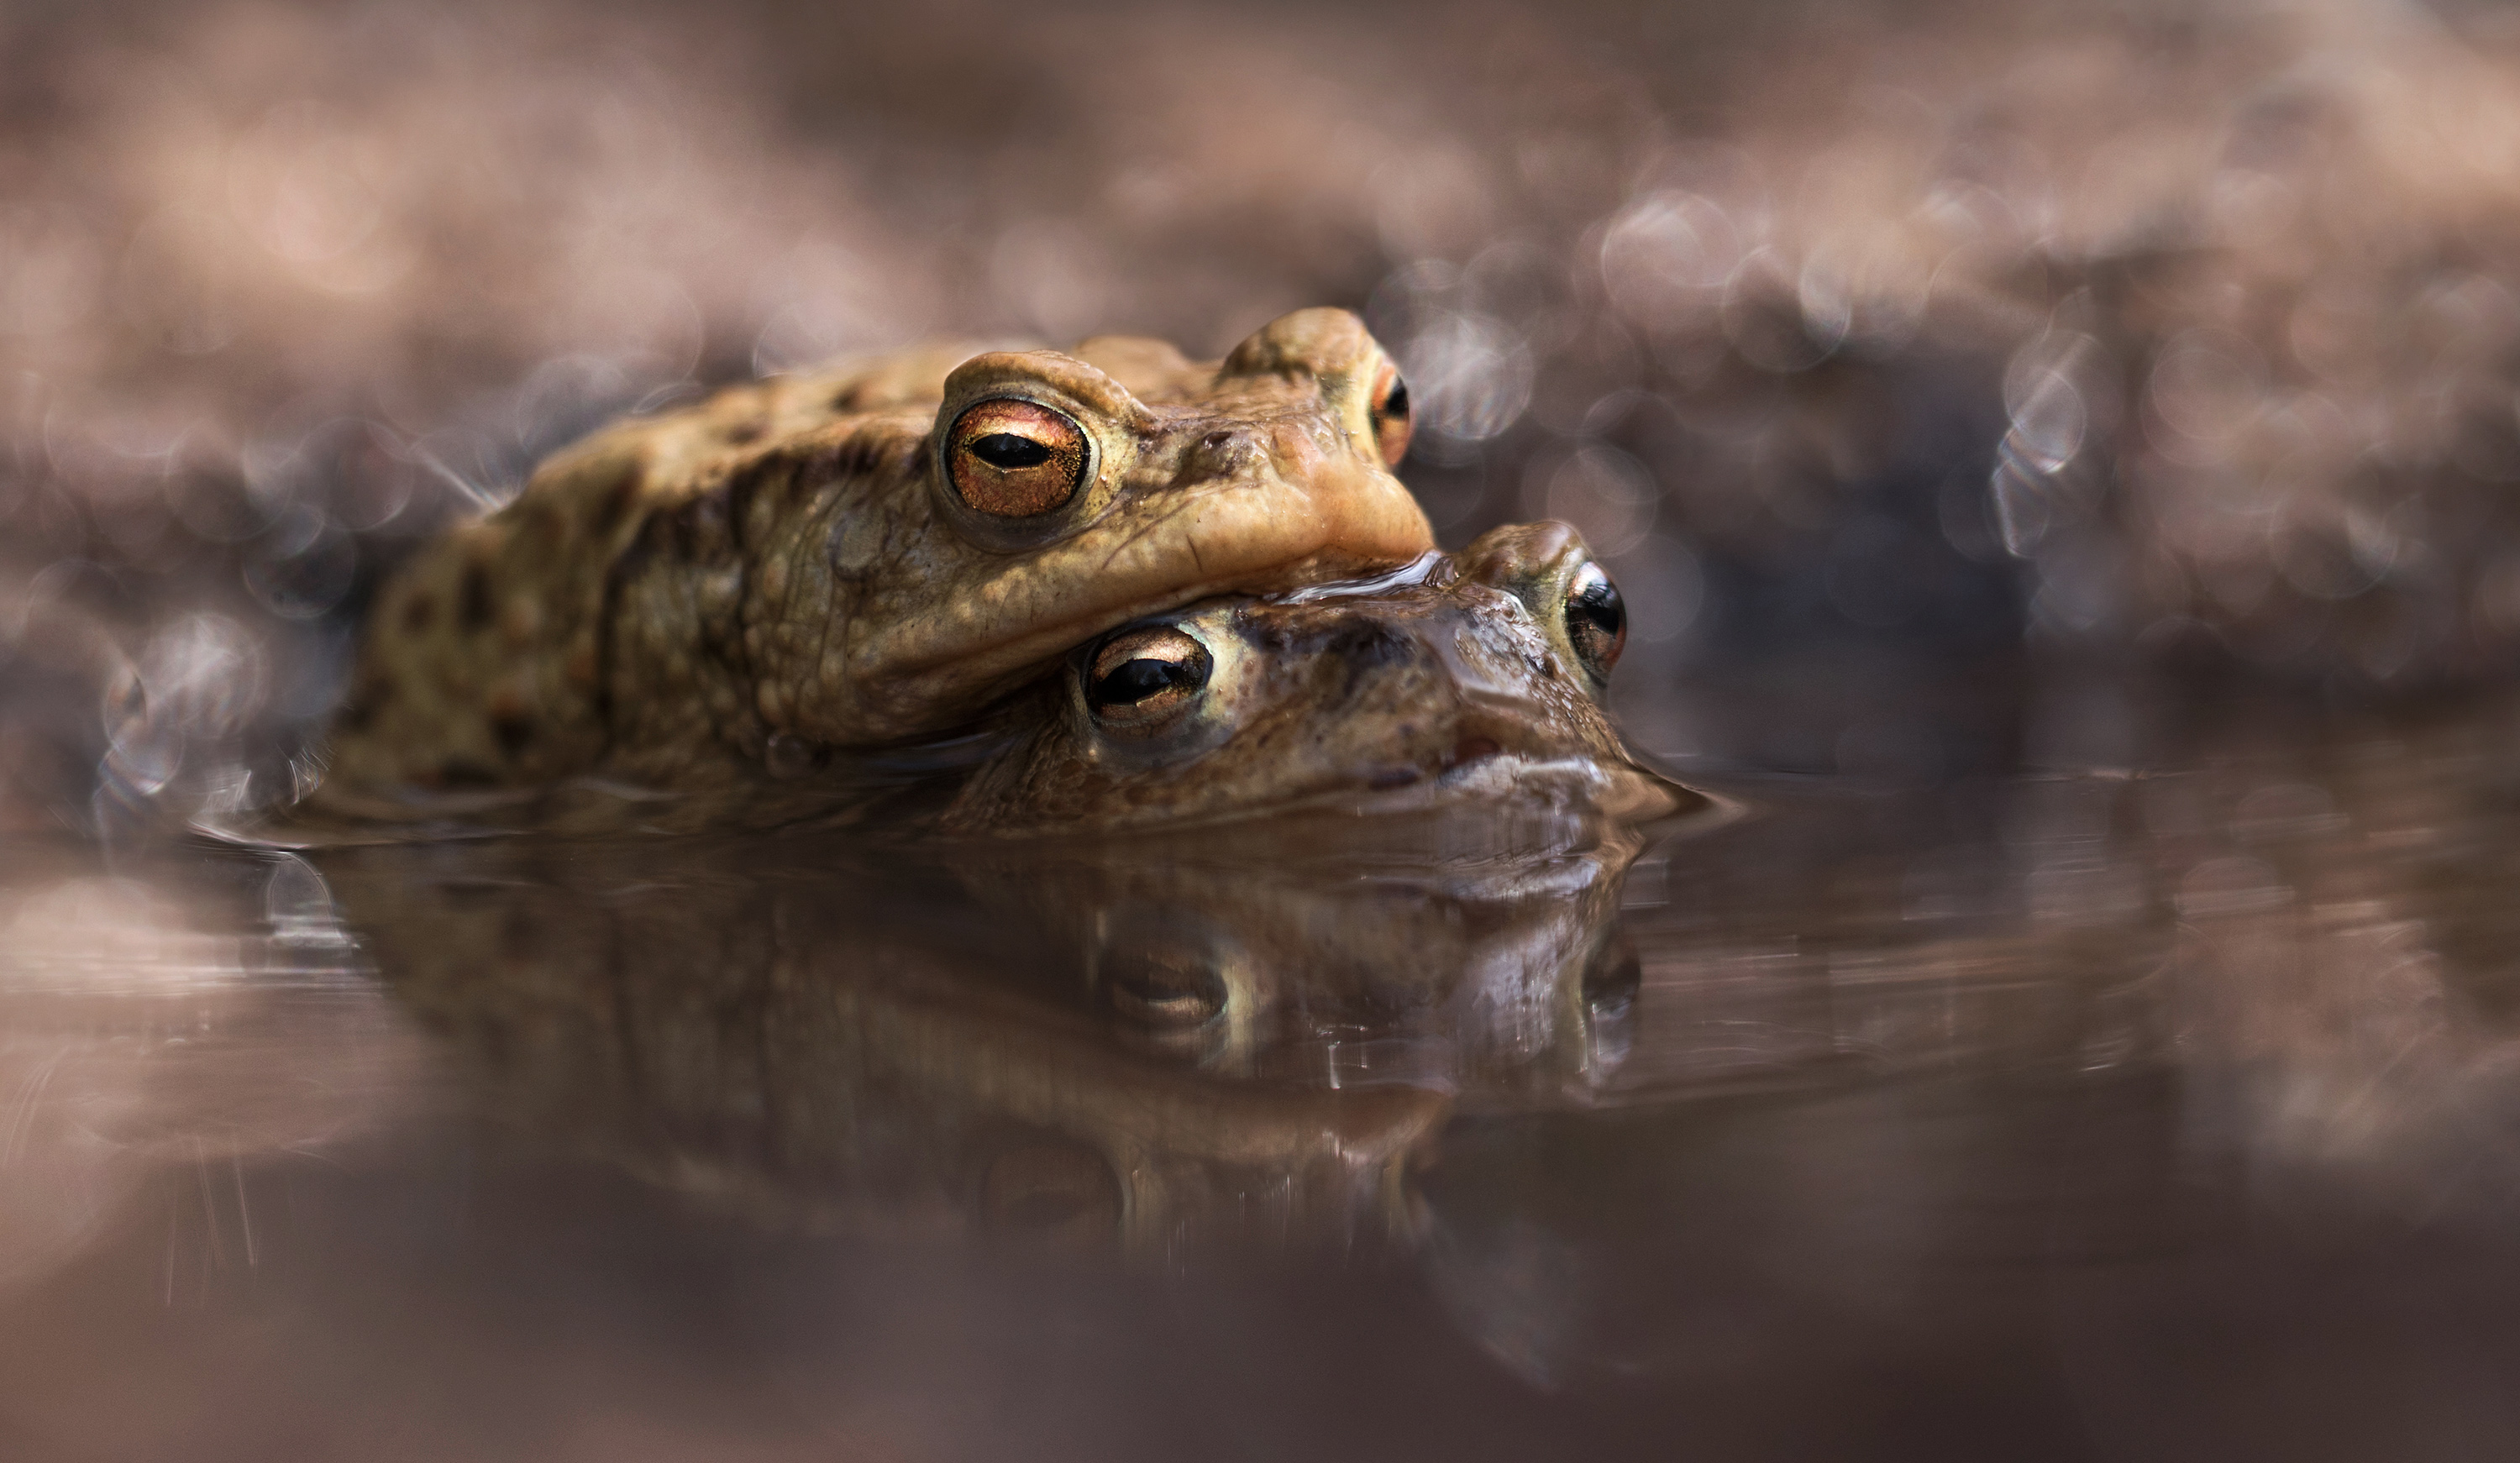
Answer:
[931,522,1685,836]
[323,308,1433,800]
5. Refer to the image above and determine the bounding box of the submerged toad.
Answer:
[322,308,1431,799]
[923,519,1682,834]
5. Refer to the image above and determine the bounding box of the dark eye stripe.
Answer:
[969,433,1053,469]
[1092,657,1194,707]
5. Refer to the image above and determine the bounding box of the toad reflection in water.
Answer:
[312,811,1662,1256]
[291,505,1711,1251]
[20,696,2520,1455]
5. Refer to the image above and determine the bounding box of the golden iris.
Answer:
[947,398,1089,517]
[1083,626,1211,733]
[1369,359,1413,467]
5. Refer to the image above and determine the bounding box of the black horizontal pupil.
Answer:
[1379,379,1410,420]
[1095,657,1189,706]
[969,433,1053,469]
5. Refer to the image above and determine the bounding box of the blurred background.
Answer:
[8,0,2520,820]
[18,7,2520,1458]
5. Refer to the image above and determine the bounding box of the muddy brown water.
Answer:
[6,696,2520,1461]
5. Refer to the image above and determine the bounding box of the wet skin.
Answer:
[320,308,1431,800]
[288,520,1688,838]
[931,520,1683,835]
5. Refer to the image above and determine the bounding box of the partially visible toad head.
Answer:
[937,522,1687,834]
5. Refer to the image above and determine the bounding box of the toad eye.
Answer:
[1369,359,1412,468]
[1564,562,1626,683]
[1084,626,1212,735]
[969,433,1051,469]
[947,399,1089,517]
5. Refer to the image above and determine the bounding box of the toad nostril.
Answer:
[1184,428,1263,481]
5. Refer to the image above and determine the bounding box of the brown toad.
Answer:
[322,308,1431,800]
[278,521,1685,840]
[925,520,1684,835]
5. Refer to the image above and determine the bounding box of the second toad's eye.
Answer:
[1564,561,1627,683]
[1368,359,1413,468]
[947,398,1089,517]
[1084,626,1212,735]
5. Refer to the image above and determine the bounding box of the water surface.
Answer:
[7,698,2520,1460]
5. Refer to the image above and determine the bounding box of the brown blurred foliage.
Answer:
[9,0,2520,826]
